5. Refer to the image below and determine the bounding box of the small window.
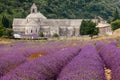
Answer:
[31,30,32,33]
[32,9,35,13]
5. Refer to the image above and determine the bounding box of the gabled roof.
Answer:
[96,23,110,28]
[26,12,47,19]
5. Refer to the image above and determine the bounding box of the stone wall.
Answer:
[39,19,82,37]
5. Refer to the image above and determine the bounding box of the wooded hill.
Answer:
[0,0,120,27]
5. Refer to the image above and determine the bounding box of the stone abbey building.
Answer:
[13,3,98,38]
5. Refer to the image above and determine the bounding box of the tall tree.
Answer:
[80,20,86,35]
[2,15,10,28]
[80,20,98,35]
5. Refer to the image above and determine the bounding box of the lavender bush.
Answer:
[0,46,81,80]
[57,45,105,80]
[0,55,28,77]
[99,44,120,80]
[0,41,74,58]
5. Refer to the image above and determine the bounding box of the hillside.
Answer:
[0,0,120,27]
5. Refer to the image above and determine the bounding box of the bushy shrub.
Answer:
[111,20,120,31]
[3,28,13,38]
[39,32,44,37]
[53,33,59,38]
[0,26,5,37]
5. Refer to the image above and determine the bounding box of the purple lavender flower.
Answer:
[57,45,105,80]
[0,46,81,80]
[99,44,120,80]
[0,55,28,77]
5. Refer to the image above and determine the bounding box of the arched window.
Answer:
[32,9,35,13]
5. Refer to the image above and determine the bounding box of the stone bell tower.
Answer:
[31,3,37,13]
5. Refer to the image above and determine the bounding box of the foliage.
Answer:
[0,0,120,22]
[112,8,120,21]
[53,33,59,38]
[39,32,44,37]
[111,20,120,31]
[2,15,10,28]
[80,20,98,35]
[3,28,13,38]
[0,24,13,38]
[0,26,5,37]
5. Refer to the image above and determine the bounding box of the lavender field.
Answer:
[0,38,120,80]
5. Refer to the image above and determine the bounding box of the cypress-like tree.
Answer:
[2,15,10,28]
[80,20,86,35]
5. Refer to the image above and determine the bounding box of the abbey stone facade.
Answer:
[13,3,98,38]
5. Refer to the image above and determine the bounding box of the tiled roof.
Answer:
[96,23,110,28]
[13,19,27,25]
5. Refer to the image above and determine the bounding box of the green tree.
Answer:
[112,8,120,21]
[111,20,120,30]
[80,20,98,35]
[80,20,86,35]
[2,15,10,28]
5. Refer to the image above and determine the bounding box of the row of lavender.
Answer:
[0,42,106,80]
[0,41,71,57]
[96,42,120,80]
[0,46,81,80]
[57,45,105,80]
[57,41,120,80]
[0,41,82,78]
